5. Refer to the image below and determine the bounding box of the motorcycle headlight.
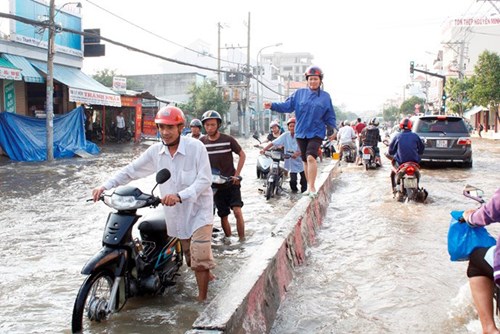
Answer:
[104,194,147,210]
[271,151,282,160]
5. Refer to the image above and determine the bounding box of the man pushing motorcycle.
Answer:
[92,105,215,301]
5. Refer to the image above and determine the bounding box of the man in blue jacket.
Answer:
[388,118,425,193]
[263,65,336,198]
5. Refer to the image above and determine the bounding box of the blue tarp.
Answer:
[0,106,99,162]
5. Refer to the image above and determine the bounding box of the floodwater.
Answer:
[0,137,498,333]
[270,137,500,334]
[0,136,299,334]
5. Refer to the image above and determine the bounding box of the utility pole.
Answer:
[217,22,222,87]
[46,0,56,161]
[244,12,251,137]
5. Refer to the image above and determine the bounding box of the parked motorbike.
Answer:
[360,145,381,170]
[71,169,183,333]
[107,122,133,143]
[321,136,335,159]
[252,134,273,179]
[263,150,292,200]
[91,122,103,142]
[340,144,356,163]
[386,153,428,203]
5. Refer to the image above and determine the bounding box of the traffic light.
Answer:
[410,61,414,74]
[441,90,447,113]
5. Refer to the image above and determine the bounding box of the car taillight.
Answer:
[406,166,415,176]
[457,137,471,145]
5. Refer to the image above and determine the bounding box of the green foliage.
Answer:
[92,68,117,87]
[382,105,400,122]
[334,105,359,124]
[400,96,426,116]
[91,69,141,91]
[178,81,230,121]
[445,77,473,115]
[468,51,500,109]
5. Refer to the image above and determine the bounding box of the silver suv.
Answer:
[411,115,472,168]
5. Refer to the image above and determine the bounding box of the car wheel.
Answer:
[462,159,473,168]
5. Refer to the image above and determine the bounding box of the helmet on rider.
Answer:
[201,110,222,127]
[370,117,380,127]
[155,105,185,125]
[304,66,324,80]
[400,118,413,130]
[190,118,202,128]
[286,117,296,125]
[270,120,279,129]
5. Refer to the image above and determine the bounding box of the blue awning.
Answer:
[30,60,121,107]
[1,54,45,83]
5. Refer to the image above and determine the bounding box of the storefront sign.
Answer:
[0,67,22,81]
[69,88,121,107]
[121,96,140,107]
[4,81,16,112]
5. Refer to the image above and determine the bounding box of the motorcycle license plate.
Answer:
[404,177,417,189]
[362,154,371,160]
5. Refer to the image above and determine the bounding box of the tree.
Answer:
[400,96,426,116]
[178,80,230,121]
[382,105,400,122]
[468,51,500,112]
[91,69,141,90]
[445,77,473,116]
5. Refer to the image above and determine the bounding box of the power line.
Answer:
[83,0,243,67]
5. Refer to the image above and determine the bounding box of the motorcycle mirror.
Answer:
[252,133,261,143]
[156,169,171,184]
[463,184,485,203]
[151,169,171,195]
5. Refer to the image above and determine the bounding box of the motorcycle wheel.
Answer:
[256,168,261,179]
[265,180,275,200]
[71,269,116,333]
[406,188,417,202]
[125,132,132,142]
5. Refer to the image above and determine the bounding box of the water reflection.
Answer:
[271,138,500,334]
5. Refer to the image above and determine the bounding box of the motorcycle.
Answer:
[360,145,381,170]
[263,150,292,200]
[71,169,183,333]
[340,144,356,163]
[321,136,335,159]
[386,153,428,203]
[252,134,273,179]
[107,122,133,143]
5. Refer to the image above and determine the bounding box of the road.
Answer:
[0,137,497,333]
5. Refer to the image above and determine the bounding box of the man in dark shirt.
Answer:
[200,110,246,241]
[358,118,382,165]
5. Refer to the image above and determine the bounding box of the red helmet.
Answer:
[286,117,296,125]
[304,66,323,80]
[400,118,412,130]
[155,106,185,125]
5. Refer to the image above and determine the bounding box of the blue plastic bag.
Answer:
[447,210,496,261]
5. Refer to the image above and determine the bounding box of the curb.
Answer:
[186,159,341,334]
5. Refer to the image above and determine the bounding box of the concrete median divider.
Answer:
[186,159,341,334]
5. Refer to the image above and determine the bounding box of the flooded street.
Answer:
[271,138,500,334]
[0,137,298,334]
[0,137,498,333]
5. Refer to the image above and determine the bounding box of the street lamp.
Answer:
[256,43,282,134]
[45,1,81,161]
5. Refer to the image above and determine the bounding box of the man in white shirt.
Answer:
[336,121,357,153]
[92,106,215,301]
[116,111,126,143]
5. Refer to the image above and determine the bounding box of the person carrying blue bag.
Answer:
[461,187,500,334]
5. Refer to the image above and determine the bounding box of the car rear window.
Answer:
[415,118,468,134]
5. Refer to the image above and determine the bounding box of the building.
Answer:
[0,0,120,117]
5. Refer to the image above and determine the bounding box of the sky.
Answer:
[63,0,498,115]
